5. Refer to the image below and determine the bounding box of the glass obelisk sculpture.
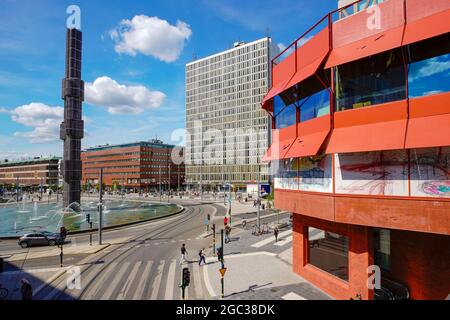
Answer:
[60,28,84,208]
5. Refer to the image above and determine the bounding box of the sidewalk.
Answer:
[0,266,68,300]
[201,216,332,300]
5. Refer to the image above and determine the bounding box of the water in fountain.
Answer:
[17,197,31,213]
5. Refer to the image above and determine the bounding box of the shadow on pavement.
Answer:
[0,260,73,300]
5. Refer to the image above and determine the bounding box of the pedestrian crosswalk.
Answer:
[251,230,293,248]
[76,258,206,300]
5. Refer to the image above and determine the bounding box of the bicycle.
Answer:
[0,284,9,300]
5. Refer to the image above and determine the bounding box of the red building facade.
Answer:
[81,140,185,192]
[262,0,450,300]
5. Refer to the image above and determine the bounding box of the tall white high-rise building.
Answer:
[185,37,278,192]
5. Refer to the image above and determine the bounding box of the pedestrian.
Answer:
[274,227,279,242]
[20,279,33,300]
[60,226,67,242]
[198,248,206,266]
[180,243,188,265]
[225,225,231,243]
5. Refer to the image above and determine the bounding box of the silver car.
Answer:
[18,232,63,248]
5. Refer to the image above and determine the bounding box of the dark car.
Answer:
[18,232,63,248]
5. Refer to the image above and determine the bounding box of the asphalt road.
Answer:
[33,203,217,300]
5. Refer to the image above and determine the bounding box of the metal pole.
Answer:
[16,177,19,202]
[98,168,103,245]
[178,164,180,192]
[89,222,93,246]
[212,224,216,256]
[228,177,232,226]
[40,177,43,201]
[257,164,261,233]
[168,161,171,203]
[180,268,185,300]
[159,167,162,202]
[221,228,225,298]
[60,244,63,267]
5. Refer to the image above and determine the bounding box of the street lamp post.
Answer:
[98,168,103,245]
[257,164,261,233]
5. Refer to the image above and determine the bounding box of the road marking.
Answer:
[203,263,216,297]
[149,260,165,300]
[133,261,153,300]
[136,245,142,248]
[83,262,118,300]
[193,262,203,299]
[154,243,159,246]
[164,259,177,300]
[117,261,142,300]
[251,230,292,248]
[282,292,306,300]
[101,262,130,300]
[145,244,150,247]
[274,235,293,247]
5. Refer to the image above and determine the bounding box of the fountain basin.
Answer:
[0,200,182,238]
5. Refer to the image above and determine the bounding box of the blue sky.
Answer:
[0,0,334,160]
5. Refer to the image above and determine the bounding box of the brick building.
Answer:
[0,157,61,189]
[262,0,450,300]
[81,140,185,192]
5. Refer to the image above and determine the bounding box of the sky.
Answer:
[0,0,335,160]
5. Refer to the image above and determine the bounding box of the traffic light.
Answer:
[217,247,223,261]
[86,214,91,223]
[182,267,190,287]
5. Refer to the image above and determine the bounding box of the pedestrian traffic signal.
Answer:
[86,214,91,223]
[182,267,190,287]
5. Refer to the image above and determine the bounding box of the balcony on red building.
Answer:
[262,0,450,300]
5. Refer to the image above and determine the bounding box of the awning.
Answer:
[262,137,296,162]
[262,77,292,111]
[325,26,404,69]
[326,120,407,154]
[284,53,329,91]
[285,115,331,158]
[326,100,408,154]
[403,7,450,46]
[405,92,450,149]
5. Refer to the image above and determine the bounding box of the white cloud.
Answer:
[110,15,192,62]
[410,56,450,82]
[10,103,63,143]
[85,76,166,115]
[276,36,312,58]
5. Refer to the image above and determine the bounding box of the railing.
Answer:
[271,0,380,72]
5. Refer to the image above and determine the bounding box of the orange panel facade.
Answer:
[264,0,450,300]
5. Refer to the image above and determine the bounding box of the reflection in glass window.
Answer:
[298,74,330,122]
[274,87,297,129]
[300,89,330,122]
[308,227,349,281]
[374,229,390,270]
[335,48,406,111]
[408,33,450,98]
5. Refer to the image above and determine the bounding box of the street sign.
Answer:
[219,268,227,277]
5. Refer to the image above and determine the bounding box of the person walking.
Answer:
[198,248,206,266]
[225,225,231,243]
[274,227,279,243]
[20,279,33,300]
[180,243,188,265]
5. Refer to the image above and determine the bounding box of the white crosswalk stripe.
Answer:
[149,260,165,300]
[117,261,142,300]
[193,262,203,299]
[83,262,118,300]
[164,260,177,300]
[275,235,293,246]
[101,262,130,300]
[133,261,153,300]
[251,230,292,248]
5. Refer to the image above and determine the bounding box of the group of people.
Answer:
[179,244,207,266]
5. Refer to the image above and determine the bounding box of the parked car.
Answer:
[18,232,63,248]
